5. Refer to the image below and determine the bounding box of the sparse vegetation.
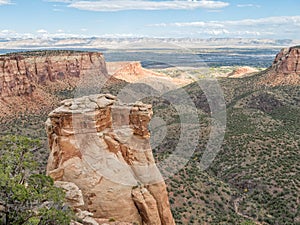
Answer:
[0,57,298,224]
[2,50,93,58]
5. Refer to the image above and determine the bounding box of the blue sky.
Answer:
[0,0,300,39]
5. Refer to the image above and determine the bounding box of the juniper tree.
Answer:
[0,135,72,225]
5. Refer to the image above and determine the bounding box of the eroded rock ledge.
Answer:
[46,94,175,225]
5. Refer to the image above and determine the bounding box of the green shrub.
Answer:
[0,135,73,225]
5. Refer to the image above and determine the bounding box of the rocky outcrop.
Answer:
[0,50,115,118]
[0,51,107,97]
[107,61,192,86]
[227,66,258,78]
[55,181,85,208]
[107,62,165,83]
[273,47,300,74]
[46,94,175,225]
[261,46,300,86]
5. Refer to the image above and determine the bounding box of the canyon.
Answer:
[0,46,299,224]
[1,46,299,100]
[0,51,192,118]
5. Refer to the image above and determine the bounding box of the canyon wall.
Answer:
[0,51,107,97]
[46,94,175,225]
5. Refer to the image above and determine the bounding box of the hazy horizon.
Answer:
[0,0,299,40]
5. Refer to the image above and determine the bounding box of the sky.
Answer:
[0,0,300,39]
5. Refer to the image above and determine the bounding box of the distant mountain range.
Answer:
[0,37,298,50]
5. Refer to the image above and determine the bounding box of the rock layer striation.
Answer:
[273,47,300,75]
[46,94,175,225]
[0,51,107,97]
[262,46,300,86]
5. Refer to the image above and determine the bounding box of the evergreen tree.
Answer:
[0,135,72,225]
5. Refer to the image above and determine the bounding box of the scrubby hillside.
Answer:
[0,48,299,224]
[170,72,299,224]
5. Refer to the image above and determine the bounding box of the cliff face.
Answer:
[46,94,175,225]
[261,46,300,86]
[273,47,300,74]
[0,51,107,97]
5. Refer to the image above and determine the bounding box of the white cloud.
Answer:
[201,29,229,35]
[0,30,35,39]
[97,33,137,38]
[207,9,222,13]
[152,16,300,27]
[149,16,300,38]
[50,0,230,11]
[45,0,75,2]
[36,29,48,33]
[0,31,87,40]
[198,29,273,36]
[1,29,14,33]
[53,8,63,11]
[0,0,12,5]
[168,21,224,28]
[224,16,300,26]
[237,4,260,8]
[0,29,138,40]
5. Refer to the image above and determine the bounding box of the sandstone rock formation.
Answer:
[261,46,300,86]
[273,47,300,75]
[227,66,258,78]
[107,61,168,83]
[54,181,85,208]
[0,51,116,118]
[107,61,191,86]
[46,94,175,225]
[0,51,107,97]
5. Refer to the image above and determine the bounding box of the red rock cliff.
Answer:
[46,94,175,225]
[0,51,107,97]
[273,47,300,75]
[261,46,300,86]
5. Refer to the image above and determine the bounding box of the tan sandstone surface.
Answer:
[107,61,191,86]
[46,94,175,225]
[227,66,259,78]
